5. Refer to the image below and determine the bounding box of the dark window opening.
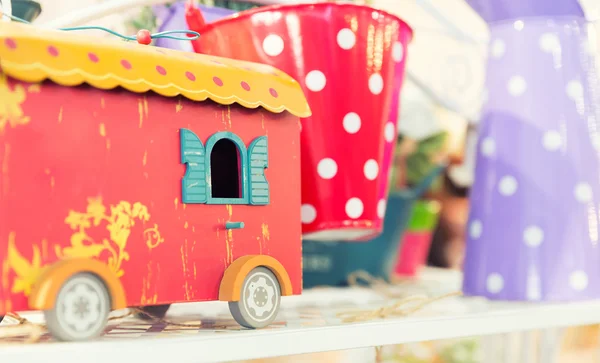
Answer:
[210,139,241,199]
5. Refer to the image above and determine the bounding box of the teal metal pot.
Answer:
[10,0,41,22]
[302,165,445,288]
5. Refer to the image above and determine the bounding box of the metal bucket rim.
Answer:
[196,2,414,42]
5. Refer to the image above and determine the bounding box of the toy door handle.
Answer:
[225,221,245,230]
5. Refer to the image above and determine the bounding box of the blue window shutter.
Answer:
[205,131,249,205]
[180,128,207,203]
[247,136,270,205]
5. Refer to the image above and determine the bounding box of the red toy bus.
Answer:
[0,22,310,341]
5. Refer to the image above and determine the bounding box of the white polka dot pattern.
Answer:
[317,158,337,179]
[305,70,326,92]
[486,274,504,294]
[301,204,317,224]
[507,76,527,96]
[368,73,384,95]
[363,159,379,180]
[337,28,356,50]
[523,226,544,247]
[480,137,495,156]
[392,42,404,62]
[491,39,506,58]
[345,198,364,219]
[274,20,413,241]
[498,176,518,196]
[566,80,584,101]
[384,122,396,143]
[377,199,386,219]
[343,112,361,134]
[570,271,588,291]
[463,17,600,301]
[262,34,284,57]
[513,20,524,31]
[574,183,592,203]
[539,33,560,53]
[542,130,562,151]
[469,220,482,239]
[591,134,600,151]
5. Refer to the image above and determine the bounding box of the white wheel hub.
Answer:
[57,276,108,335]
[245,273,276,320]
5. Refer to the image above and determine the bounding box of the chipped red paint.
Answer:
[0,77,302,314]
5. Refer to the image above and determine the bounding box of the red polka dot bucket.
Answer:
[187,3,413,241]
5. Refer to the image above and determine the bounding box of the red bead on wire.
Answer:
[136,29,152,45]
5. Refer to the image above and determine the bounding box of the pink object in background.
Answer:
[394,200,441,276]
[395,231,434,276]
[186,3,413,241]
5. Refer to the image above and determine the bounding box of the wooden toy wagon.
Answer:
[0,22,310,341]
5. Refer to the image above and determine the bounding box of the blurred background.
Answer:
[26,0,492,272]
[4,0,600,361]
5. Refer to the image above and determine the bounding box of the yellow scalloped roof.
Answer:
[0,22,311,117]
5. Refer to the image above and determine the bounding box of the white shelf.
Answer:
[1,269,600,362]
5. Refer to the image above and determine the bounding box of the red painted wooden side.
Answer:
[0,78,302,314]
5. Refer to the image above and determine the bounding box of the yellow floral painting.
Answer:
[0,73,31,133]
[56,197,164,277]
[5,197,164,296]
[5,232,42,296]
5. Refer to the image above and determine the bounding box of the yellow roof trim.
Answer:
[0,22,311,118]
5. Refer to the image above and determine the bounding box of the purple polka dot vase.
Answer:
[466,0,584,24]
[463,17,600,301]
[152,2,235,52]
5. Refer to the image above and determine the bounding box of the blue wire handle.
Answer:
[2,12,200,42]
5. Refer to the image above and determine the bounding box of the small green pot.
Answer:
[407,200,441,232]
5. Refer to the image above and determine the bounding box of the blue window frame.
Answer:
[180,129,207,204]
[180,129,269,206]
[247,136,270,205]
[205,131,249,205]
